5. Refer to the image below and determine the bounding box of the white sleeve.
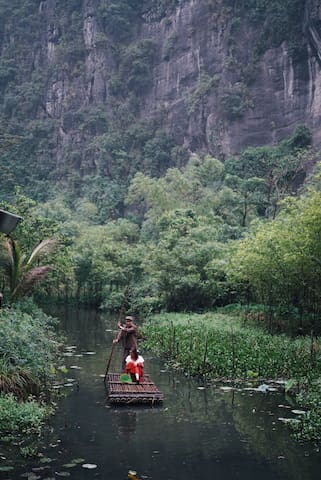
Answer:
[125,355,131,364]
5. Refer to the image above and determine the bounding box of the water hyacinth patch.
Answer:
[0,465,14,472]
[141,312,321,380]
[142,311,321,440]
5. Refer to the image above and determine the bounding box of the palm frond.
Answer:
[10,265,52,301]
[27,237,58,265]
[2,238,22,291]
[0,248,10,271]
[0,365,40,399]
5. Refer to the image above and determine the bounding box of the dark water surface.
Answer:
[3,306,321,480]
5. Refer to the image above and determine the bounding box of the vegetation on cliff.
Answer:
[0,0,314,210]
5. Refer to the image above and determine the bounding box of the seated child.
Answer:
[125,348,144,383]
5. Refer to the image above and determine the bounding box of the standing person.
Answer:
[113,315,138,371]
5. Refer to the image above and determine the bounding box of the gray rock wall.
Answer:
[138,0,321,157]
[4,0,321,176]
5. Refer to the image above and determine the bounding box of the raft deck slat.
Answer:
[106,373,164,405]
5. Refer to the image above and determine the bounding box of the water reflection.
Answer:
[112,410,137,440]
[1,305,321,480]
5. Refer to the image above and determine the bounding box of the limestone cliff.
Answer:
[138,0,321,157]
[1,0,321,190]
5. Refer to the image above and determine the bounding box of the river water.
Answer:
[3,306,321,480]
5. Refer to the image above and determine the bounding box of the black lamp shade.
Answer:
[0,209,22,234]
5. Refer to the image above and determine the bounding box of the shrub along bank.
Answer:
[141,312,321,441]
[0,300,62,446]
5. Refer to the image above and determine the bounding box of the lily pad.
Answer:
[82,463,97,469]
[0,466,14,472]
[39,457,53,464]
[71,458,85,464]
[278,417,300,424]
[256,384,269,393]
[20,474,40,480]
[62,463,77,468]
[55,472,71,477]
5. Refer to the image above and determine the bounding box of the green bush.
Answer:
[221,83,253,120]
[0,301,61,399]
[120,40,156,95]
[0,393,50,435]
[234,0,306,56]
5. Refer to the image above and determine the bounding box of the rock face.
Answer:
[2,0,321,178]
[137,0,321,157]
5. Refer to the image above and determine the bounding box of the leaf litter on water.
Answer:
[0,466,14,472]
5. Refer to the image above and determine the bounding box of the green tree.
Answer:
[225,135,307,219]
[229,187,321,333]
[141,209,228,310]
[73,219,142,308]
[224,174,266,226]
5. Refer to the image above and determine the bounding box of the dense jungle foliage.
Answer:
[1,125,319,335]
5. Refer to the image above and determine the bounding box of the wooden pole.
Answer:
[104,286,129,382]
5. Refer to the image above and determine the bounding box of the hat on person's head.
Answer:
[125,315,133,321]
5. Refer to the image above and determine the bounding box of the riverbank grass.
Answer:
[142,312,319,378]
[0,301,62,444]
[142,311,321,441]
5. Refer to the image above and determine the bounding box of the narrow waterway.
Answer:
[3,306,321,480]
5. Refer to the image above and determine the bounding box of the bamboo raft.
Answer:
[106,373,164,405]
